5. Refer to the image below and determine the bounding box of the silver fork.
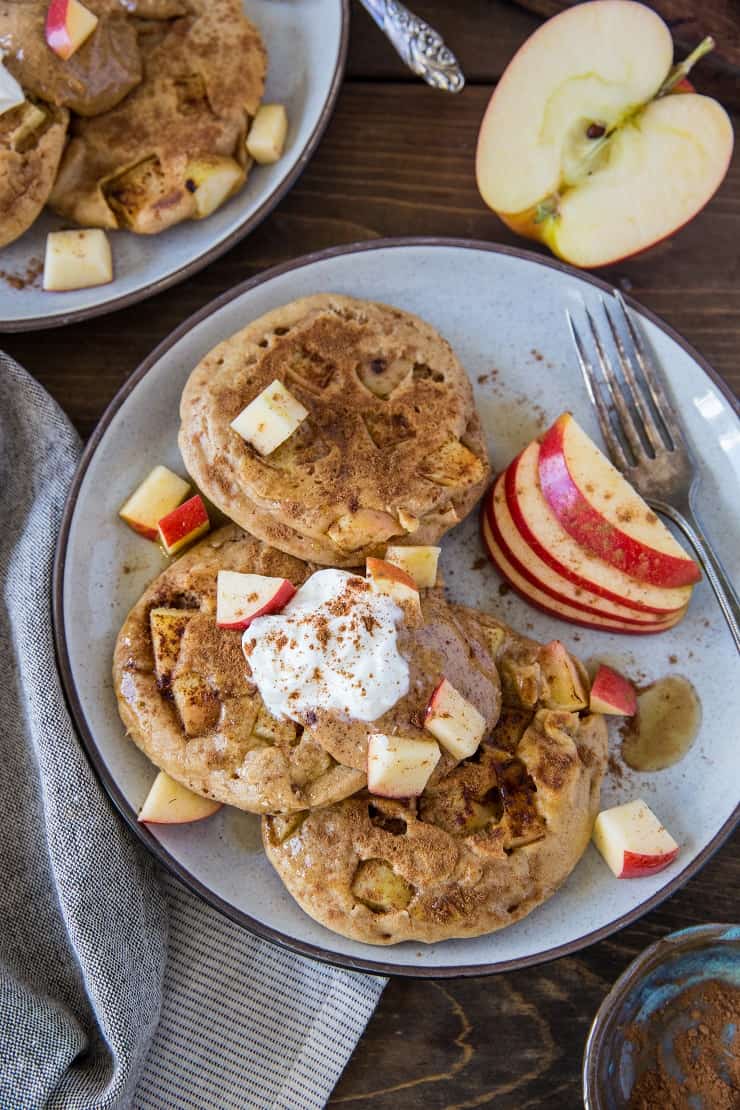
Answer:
[567,292,740,652]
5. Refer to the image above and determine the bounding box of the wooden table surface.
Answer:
[5,2,738,1104]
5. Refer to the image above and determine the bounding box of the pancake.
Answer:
[113,525,365,814]
[178,294,491,566]
[49,0,266,233]
[0,99,67,247]
[263,709,607,945]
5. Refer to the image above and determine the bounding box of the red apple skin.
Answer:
[45,0,74,59]
[367,557,418,591]
[127,520,159,542]
[217,580,296,630]
[538,415,700,588]
[619,846,679,878]
[590,664,637,715]
[158,495,209,549]
[425,676,448,717]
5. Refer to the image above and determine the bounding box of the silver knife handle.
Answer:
[359,0,465,93]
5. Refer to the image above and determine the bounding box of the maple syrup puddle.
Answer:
[621,675,701,772]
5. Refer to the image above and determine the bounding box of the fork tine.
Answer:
[585,307,646,464]
[613,291,686,452]
[566,310,629,470]
[602,299,665,455]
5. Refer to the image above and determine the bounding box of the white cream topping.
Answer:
[243,569,409,724]
[0,59,24,118]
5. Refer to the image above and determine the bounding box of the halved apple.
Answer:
[139,770,222,824]
[157,494,210,555]
[539,414,700,588]
[45,0,98,60]
[366,557,422,625]
[424,677,486,760]
[216,570,296,630]
[476,1,734,268]
[230,379,308,457]
[367,732,441,798]
[119,465,190,540]
[384,545,441,589]
[590,664,637,715]
[592,798,678,877]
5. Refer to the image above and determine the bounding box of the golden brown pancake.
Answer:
[0,99,68,247]
[179,294,491,566]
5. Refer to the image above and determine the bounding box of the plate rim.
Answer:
[53,235,740,979]
[0,0,350,334]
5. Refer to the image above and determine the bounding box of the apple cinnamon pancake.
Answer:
[113,525,365,814]
[49,0,266,232]
[178,294,491,566]
[0,99,68,247]
[263,709,607,945]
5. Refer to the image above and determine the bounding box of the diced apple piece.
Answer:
[45,0,98,60]
[0,63,25,117]
[384,545,441,589]
[138,770,221,824]
[230,379,308,457]
[327,509,400,552]
[351,858,413,912]
[157,494,209,555]
[420,440,486,487]
[246,104,288,165]
[184,156,245,218]
[366,557,422,625]
[43,228,112,292]
[119,465,190,541]
[216,569,296,630]
[10,103,47,146]
[592,799,679,878]
[149,607,196,686]
[424,677,486,760]
[590,665,637,716]
[367,733,441,798]
[539,640,588,711]
[171,672,219,736]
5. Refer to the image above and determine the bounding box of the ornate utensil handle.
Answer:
[358,0,465,93]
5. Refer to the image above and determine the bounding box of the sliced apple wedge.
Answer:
[45,0,98,60]
[592,798,678,877]
[149,608,196,687]
[384,545,441,589]
[246,104,288,165]
[139,771,221,824]
[590,664,637,715]
[157,494,209,555]
[43,229,113,292]
[366,558,422,624]
[539,414,700,587]
[424,677,486,760]
[538,640,588,711]
[367,733,441,798]
[119,466,190,540]
[230,379,309,457]
[216,570,296,630]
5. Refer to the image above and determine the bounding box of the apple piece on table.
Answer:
[230,379,309,456]
[139,770,222,824]
[216,569,296,630]
[475,1,733,268]
[157,494,209,555]
[384,544,441,589]
[592,799,678,878]
[366,557,423,625]
[590,664,637,716]
[246,104,288,165]
[184,156,245,218]
[367,732,441,798]
[149,607,196,686]
[539,413,700,588]
[538,640,588,711]
[424,677,486,760]
[43,229,113,292]
[45,0,98,59]
[119,465,190,540]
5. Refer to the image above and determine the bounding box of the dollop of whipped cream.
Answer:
[243,569,410,724]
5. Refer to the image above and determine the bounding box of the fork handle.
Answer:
[357,0,465,92]
[653,494,740,654]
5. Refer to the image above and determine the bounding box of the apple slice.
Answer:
[157,494,209,555]
[230,379,309,457]
[538,640,588,710]
[367,733,441,798]
[539,414,700,588]
[476,1,733,268]
[119,466,190,540]
[384,545,441,589]
[184,156,245,218]
[590,665,637,716]
[506,443,692,615]
[366,558,422,624]
[149,607,196,687]
[592,798,678,878]
[216,570,296,630]
[43,229,113,292]
[424,677,486,760]
[246,104,288,165]
[45,0,98,60]
[139,770,221,824]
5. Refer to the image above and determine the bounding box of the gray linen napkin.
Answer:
[0,353,385,1110]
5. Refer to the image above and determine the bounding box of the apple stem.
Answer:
[658,36,715,98]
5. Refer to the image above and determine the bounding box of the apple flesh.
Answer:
[539,414,700,587]
[384,545,441,589]
[246,104,288,165]
[424,677,486,760]
[139,770,222,824]
[366,557,422,624]
[367,732,441,798]
[184,156,245,219]
[119,465,190,540]
[592,798,678,877]
[216,570,296,630]
[157,494,210,555]
[230,379,309,457]
[476,1,734,268]
[590,664,637,715]
[45,0,98,60]
[149,607,196,687]
[538,640,588,711]
[43,229,113,292]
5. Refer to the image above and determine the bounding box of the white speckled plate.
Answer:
[54,239,740,976]
[0,0,347,331]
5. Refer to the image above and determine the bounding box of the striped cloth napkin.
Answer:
[0,354,385,1110]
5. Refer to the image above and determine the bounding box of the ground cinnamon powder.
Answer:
[627,979,740,1109]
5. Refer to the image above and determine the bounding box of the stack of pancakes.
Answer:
[114,294,608,945]
[0,0,266,246]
